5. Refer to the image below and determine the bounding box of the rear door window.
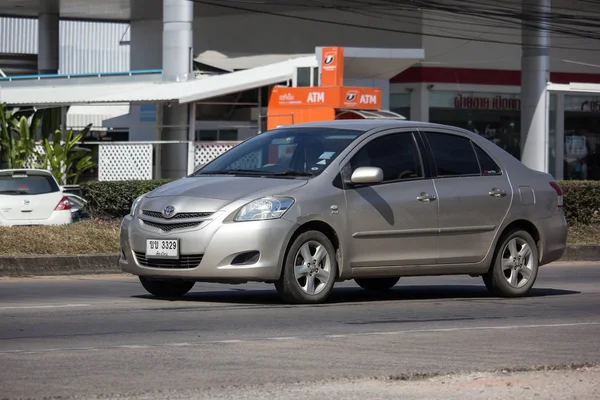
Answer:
[424,132,481,177]
[0,172,60,195]
[473,144,503,176]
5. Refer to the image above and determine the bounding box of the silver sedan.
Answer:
[119,120,568,304]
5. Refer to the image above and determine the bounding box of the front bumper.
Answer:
[119,213,298,282]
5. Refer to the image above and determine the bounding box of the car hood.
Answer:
[146,176,309,203]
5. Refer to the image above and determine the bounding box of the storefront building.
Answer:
[389,67,600,181]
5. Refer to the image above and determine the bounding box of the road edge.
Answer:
[0,245,598,277]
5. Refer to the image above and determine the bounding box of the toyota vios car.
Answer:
[120,120,567,304]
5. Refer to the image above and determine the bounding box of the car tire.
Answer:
[355,277,400,291]
[483,229,539,297]
[139,276,195,297]
[275,230,338,304]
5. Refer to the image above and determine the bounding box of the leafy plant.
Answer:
[0,103,51,169]
[36,124,95,185]
[81,179,173,219]
[559,180,600,225]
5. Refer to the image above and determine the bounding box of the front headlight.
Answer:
[130,195,145,216]
[234,197,295,222]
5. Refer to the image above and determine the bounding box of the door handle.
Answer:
[417,193,436,203]
[489,188,506,197]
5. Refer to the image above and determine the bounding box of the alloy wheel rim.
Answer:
[294,240,332,295]
[501,237,534,289]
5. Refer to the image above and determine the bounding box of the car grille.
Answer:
[134,252,203,269]
[142,210,213,219]
[141,220,203,232]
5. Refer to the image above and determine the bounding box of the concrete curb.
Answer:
[0,254,120,277]
[560,245,600,262]
[0,245,599,277]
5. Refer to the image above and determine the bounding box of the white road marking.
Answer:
[1,321,598,355]
[0,303,91,310]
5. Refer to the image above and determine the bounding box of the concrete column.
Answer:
[520,0,551,172]
[555,92,565,179]
[38,1,60,75]
[410,83,429,122]
[161,0,193,179]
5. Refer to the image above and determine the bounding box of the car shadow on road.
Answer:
[132,285,580,307]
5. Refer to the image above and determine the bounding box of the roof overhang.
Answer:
[194,51,314,72]
[0,56,317,107]
[317,47,425,80]
[336,109,406,120]
[548,82,600,94]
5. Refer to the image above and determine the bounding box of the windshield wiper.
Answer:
[199,169,315,177]
[0,190,29,195]
[202,169,266,175]
[270,170,315,177]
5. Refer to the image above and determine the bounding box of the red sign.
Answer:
[321,47,344,87]
[454,94,520,111]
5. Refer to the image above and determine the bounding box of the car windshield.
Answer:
[0,171,60,195]
[194,127,366,177]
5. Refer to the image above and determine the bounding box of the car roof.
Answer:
[275,119,465,132]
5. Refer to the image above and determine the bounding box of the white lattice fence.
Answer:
[193,142,239,166]
[99,144,153,181]
[23,145,46,169]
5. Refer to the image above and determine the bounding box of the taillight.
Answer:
[549,182,563,207]
[54,196,71,211]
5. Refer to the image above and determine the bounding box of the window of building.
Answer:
[390,92,411,120]
[195,129,239,141]
[429,91,521,160]
[425,132,481,177]
[563,95,600,181]
[350,132,423,182]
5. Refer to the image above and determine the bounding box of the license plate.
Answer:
[146,239,179,258]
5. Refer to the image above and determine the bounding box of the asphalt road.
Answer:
[1,263,599,399]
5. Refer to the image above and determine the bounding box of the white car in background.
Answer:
[0,169,73,226]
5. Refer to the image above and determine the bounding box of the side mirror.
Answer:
[350,167,384,184]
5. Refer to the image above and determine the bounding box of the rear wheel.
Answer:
[483,229,539,297]
[275,231,337,304]
[355,277,400,291]
[139,276,195,297]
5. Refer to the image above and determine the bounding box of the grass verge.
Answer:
[0,219,121,256]
[0,221,598,256]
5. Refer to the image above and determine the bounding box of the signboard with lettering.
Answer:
[269,86,381,110]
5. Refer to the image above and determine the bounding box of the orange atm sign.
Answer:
[270,86,381,110]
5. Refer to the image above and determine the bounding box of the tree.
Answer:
[0,103,41,169]
[1,103,95,184]
[36,124,95,185]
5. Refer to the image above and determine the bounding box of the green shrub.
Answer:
[558,180,600,226]
[81,179,173,219]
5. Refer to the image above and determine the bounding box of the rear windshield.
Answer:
[0,172,60,195]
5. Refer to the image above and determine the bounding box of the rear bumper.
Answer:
[538,211,568,265]
[0,210,72,227]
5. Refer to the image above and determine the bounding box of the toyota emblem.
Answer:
[162,205,176,218]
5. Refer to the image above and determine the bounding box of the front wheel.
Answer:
[355,277,400,291]
[139,276,195,297]
[483,229,539,297]
[275,231,338,304]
